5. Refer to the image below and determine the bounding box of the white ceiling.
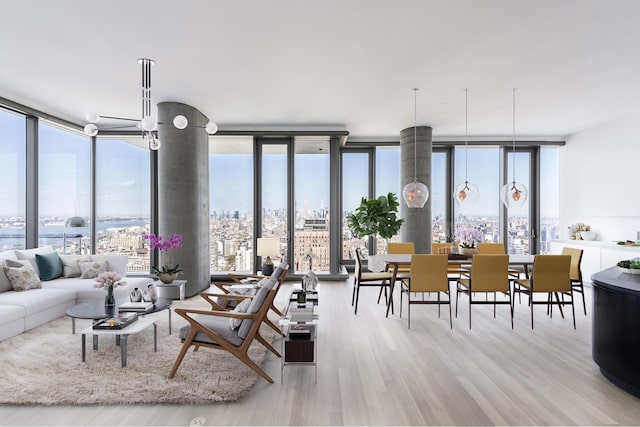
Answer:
[1,0,639,141]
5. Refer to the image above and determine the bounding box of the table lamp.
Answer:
[257,237,280,276]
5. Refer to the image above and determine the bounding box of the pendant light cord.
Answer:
[512,88,516,184]
[413,88,418,183]
[464,88,469,183]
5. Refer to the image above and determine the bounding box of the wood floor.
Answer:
[2,277,640,426]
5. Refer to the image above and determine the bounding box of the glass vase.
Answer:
[104,286,115,307]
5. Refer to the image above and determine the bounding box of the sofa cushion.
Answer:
[59,255,91,278]
[14,246,55,277]
[0,288,75,317]
[79,261,108,279]
[229,297,251,330]
[90,255,127,277]
[179,315,244,347]
[237,286,270,340]
[0,250,19,293]
[35,252,63,281]
[3,264,42,291]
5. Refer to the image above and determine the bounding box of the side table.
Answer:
[279,290,319,384]
[154,279,186,301]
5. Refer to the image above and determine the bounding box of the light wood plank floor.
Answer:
[2,277,640,426]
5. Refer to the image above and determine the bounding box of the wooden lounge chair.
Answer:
[169,285,281,383]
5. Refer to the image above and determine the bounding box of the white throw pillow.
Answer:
[79,261,108,279]
[14,246,55,277]
[59,255,91,278]
[90,255,127,277]
[229,298,251,330]
[3,264,42,291]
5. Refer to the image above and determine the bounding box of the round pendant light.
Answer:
[402,88,429,208]
[454,88,479,207]
[500,88,528,208]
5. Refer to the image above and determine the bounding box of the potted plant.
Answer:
[144,233,184,283]
[459,241,478,257]
[346,192,404,254]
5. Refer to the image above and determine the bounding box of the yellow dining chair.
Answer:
[513,255,574,329]
[432,242,468,278]
[400,254,452,329]
[477,242,521,279]
[385,242,415,299]
[456,254,513,329]
[352,248,393,315]
[562,247,586,315]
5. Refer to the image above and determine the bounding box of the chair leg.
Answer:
[400,288,404,318]
[377,285,384,304]
[408,295,411,329]
[554,292,565,318]
[354,284,361,315]
[530,294,534,329]
[255,333,281,357]
[509,291,514,329]
[493,292,497,318]
[455,284,460,318]
[468,292,472,329]
[169,330,197,378]
[571,291,576,329]
[448,295,453,329]
[579,283,587,315]
[438,292,441,318]
[351,277,357,306]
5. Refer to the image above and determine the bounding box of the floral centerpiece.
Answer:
[459,241,478,257]
[144,233,184,283]
[93,271,126,307]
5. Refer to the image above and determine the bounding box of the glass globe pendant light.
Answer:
[500,88,528,208]
[453,88,479,207]
[402,88,429,208]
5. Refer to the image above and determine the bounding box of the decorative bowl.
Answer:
[618,267,640,275]
[581,231,597,241]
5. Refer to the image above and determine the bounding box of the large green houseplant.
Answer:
[346,192,404,240]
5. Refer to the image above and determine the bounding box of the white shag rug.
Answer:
[0,297,277,405]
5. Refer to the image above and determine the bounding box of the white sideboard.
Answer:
[549,240,640,284]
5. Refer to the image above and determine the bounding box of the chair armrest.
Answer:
[175,307,258,320]
[227,273,265,284]
[212,282,232,294]
[199,291,255,310]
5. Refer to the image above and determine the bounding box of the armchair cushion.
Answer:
[178,315,244,347]
[229,298,251,330]
[237,286,270,339]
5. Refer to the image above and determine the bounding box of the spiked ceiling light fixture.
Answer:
[453,88,479,207]
[500,88,528,208]
[83,58,218,150]
[402,88,429,209]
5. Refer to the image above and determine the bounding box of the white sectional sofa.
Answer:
[0,246,153,341]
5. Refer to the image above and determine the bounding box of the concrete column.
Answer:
[400,126,432,254]
[157,102,210,297]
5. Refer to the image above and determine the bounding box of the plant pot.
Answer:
[460,248,478,257]
[157,273,178,284]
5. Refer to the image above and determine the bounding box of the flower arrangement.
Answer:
[93,271,127,291]
[460,241,476,249]
[144,233,184,275]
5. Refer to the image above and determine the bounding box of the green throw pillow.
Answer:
[35,252,63,281]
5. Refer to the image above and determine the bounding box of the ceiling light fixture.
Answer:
[402,88,429,208]
[500,88,528,208]
[453,88,479,207]
[84,58,218,150]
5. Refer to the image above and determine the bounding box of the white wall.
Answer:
[560,113,640,242]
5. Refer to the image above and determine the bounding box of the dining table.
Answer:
[373,253,536,317]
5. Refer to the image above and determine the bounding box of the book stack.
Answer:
[289,305,313,322]
[118,301,154,313]
[288,324,311,340]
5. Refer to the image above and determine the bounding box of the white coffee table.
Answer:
[81,317,157,368]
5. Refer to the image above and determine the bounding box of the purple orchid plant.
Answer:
[144,233,184,275]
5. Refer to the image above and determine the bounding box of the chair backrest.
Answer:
[469,254,510,292]
[354,248,364,280]
[531,255,572,293]
[477,243,506,254]
[432,242,454,255]
[561,247,583,281]
[410,254,449,292]
[387,242,415,255]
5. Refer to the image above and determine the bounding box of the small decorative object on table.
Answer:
[130,287,142,302]
[302,271,318,292]
[93,271,126,307]
[144,233,184,284]
[142,282,158,303]
[459,241,478,257]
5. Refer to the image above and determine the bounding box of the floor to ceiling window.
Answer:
[95,137,150,272]
[432,151,448,242]
[506,150,532,254]
[375,146,400,253]
[454,147,500,245]
[540,147,560,253]
[0,108,26,250]
[209,136,254,272]
[294,138,330,272]
[260,142,288,267]
[38,122,90,253]
[342,151,370,259]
